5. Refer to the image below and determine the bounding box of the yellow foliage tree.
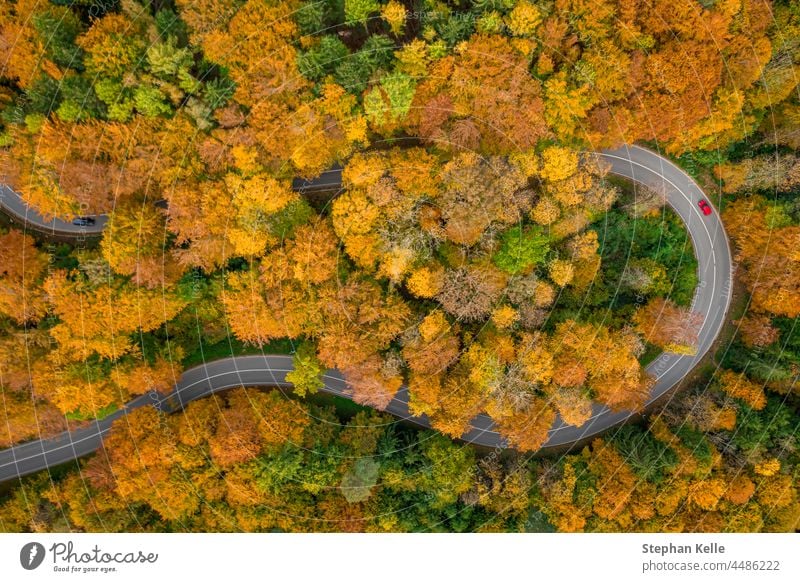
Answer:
[754,458,781,477]
[532,197,561,225]
[381,1,406,36]
[0,231,48,323]
[687,479,726,511]
[406,264,445,298]
[549,259,575,287]
[507,1,542,37]
[539,146,579,182]
[44,271,186,361]
[718,370,766,410]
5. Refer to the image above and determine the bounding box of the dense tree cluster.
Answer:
[0,389,531,532]
[1,379,796,533]
[0,0,798,532]
[211,143,658,447]
[1,0,795,218]
[724,196,800,318]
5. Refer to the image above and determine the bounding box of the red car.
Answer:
[698,199,713,216]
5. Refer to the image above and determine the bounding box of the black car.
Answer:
[72,216,96,226]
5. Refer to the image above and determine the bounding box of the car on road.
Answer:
[698,199,713,216]
[72,216,96,226]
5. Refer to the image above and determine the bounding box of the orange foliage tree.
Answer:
[633,298,703,355]
[0,231,48,323]
[724,197,800,318]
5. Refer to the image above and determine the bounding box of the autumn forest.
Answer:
[0,0,798,533]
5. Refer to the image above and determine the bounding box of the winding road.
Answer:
[0,145,733,483]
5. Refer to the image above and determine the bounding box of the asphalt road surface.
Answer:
[0,184,107,236]
[0,145,732,482]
